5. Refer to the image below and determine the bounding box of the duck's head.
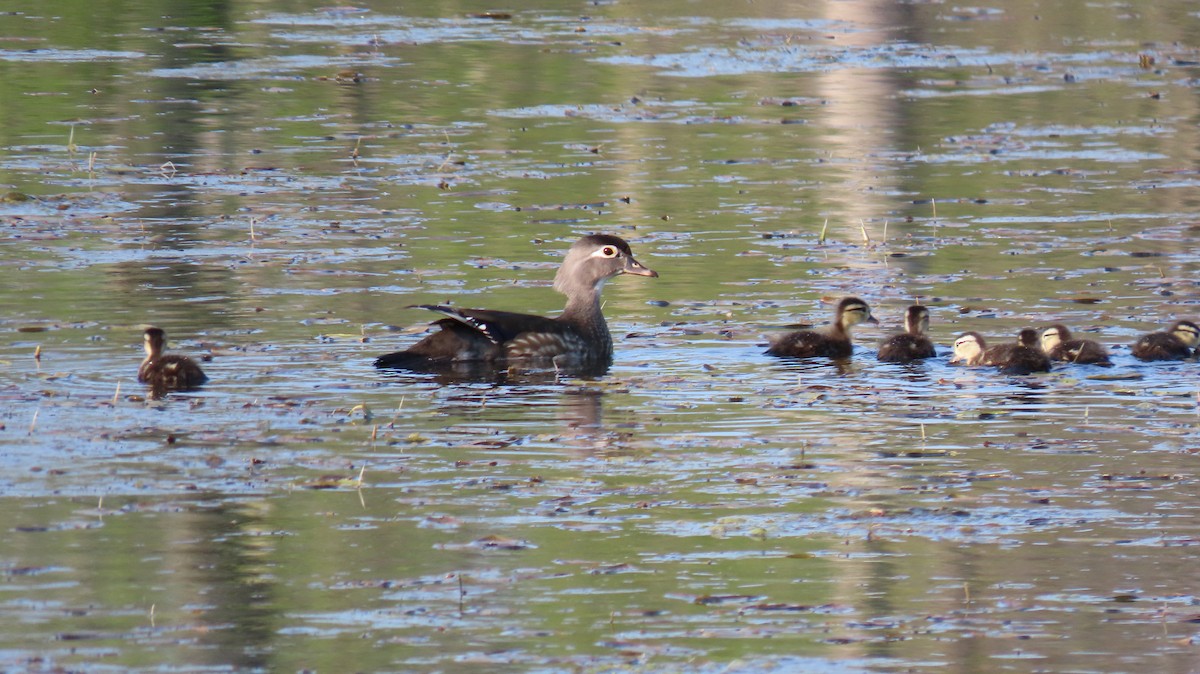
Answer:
[554,234,657,297]
[143,327,166,358]
[837,297,878,330]
[1017,328,1041,349]
[1169,320,1200,348]
[1040,324,1070,352]
[903,305,930,336]
[950,331,986,365]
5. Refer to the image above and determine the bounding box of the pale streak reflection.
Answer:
[812,1,911,241]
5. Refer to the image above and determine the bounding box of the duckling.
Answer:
[766,297,878,359]
[877,305,937,363]
[949,331,990,366]
[138,327,208,392]
[951,329,1050,375]
[1039,324,1111,366]
[1131,320,1200,361]
[999,328,1053,374]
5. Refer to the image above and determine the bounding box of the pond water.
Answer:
[2,0,1200,671]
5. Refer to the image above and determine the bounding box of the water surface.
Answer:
[2,0,1200,671]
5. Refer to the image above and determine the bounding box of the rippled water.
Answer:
[2,0,1200,671]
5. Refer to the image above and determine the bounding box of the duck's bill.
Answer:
[624,258,658,277]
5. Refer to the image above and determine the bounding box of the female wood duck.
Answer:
[374,234,657,371]
[878,305,936,362]
[951,328,1050,375]
[138,327,208,392]
[766,297,877,359]
[1130,319,1200,361]
[1039,324,1111,366]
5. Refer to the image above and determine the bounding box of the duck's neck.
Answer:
[559,288,612,355]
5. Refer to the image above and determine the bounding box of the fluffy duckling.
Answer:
[1039,324,1111,366]
[138,327,208,392]
[878,305,937,363]
[766,297,878,359]
[950,331,990,366]
[951,329,1050,375]
[1131,320,1200,361]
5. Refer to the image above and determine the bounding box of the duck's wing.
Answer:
[1131,333,1190,361]
[1057,339,1112,365]
[139,355,208,390]
[375,305,572,369]
[413,305,562,345]
[766,329,837,358]
[878,334,936,362]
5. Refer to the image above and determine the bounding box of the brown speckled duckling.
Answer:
[766,297,878,359]
[138,327,208,392]
[878,305,936,363]
[374,234,657,371]
[951,329,1050,375]
[1130,320,1199,361]
[1039,324,1111,366]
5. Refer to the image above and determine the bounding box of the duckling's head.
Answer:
[837,297,878,331]
[1016,328,1041,349]
[554,234,657,298]
[950,331,986,365]
[903,305,930,336]
[1169,320,1200,348]
[143,327,166,358]
[1040,324,1070,352]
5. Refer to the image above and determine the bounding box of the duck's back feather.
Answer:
[138,355,208,390]
[877,334,936,363]
[1131,333,1192,361]
[767,330,852,359]
[1049,339,1112,366]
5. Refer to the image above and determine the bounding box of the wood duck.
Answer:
[951,329,1051,375]
[1130,319,1200,361]
[766,297,878,359]
[1039,324,1111,366]
[877,305,936,363]
[138,327,208,392]
[374,234,657,371]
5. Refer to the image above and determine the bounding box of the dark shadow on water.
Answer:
[768,355,858,377]
[374,358,612,386]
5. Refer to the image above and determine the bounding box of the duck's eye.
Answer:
[600,246,618,258]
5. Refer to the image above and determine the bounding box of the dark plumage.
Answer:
[1039,324,1111,366]
[138,327,208,393]
[1130,320,1199,362]
[766,297,878,359]
[878,305,937,363]
[374,234,657,372]
[951,329,1050,375]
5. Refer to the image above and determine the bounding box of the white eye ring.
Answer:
[599,246,618,258]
